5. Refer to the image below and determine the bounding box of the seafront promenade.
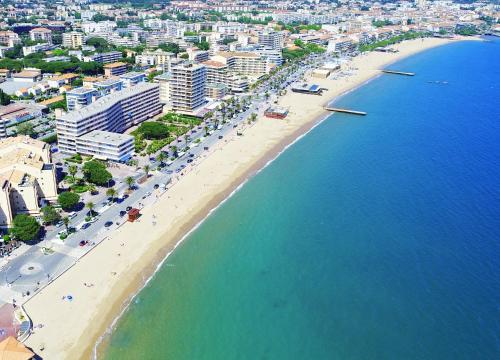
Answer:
[17,37,467,359]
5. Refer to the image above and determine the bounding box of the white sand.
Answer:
[23,37,464,359]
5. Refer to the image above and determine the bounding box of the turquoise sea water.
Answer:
[102,39,500,359]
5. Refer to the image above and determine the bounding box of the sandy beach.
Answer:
[22,37,465,359]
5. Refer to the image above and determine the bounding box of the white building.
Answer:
[56,82,161,154]
[76,130,134,162]
[62,31,84,49]
[170,63,207,115]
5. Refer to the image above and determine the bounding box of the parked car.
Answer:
[126,206,132,211]
[119,210,127,217]
[79,240,88,247]
[153,184,159,189]
[80,222,91,230]
[104,221,113,228]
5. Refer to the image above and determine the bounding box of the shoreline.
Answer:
[22,37,472,360]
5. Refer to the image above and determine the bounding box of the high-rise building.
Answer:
[57,83,161,154]
[170,63,207,114]
[62,31,84,48]
[258,31,284,50]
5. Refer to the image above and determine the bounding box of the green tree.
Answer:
[106,187,117,200]
[68,165,78,181]
[11,214,40,242]
[62,216,70,233]
[16,122,35,137]
[125,176,135,190]
[86,201,95,217]
[41,205,61,225]
[58,191,80,211]
[157,152,166,165]
[0,89,11,106]
[144,164,151,177]
[137,122,169,140]
[82,160,112,186]
[158,42,180,54]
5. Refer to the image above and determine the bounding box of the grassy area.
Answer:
[132,116,198,155]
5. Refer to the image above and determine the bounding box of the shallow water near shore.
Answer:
[101,38,500,359]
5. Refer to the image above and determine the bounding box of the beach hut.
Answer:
[0,336,35,359]
[128,208,140,222]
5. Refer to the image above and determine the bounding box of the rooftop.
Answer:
[60,82,159,122]
[78,130,134,145]
[103,62,127,69]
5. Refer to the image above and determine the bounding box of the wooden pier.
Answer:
[381,70,415,76]
[324,107,367,116]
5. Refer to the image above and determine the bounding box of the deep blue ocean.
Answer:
[102,38,500,359]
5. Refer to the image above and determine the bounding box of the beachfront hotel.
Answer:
[0,136,57,227]
[56,82,162,154]
[211,51,270,78]
[170,62,207,114]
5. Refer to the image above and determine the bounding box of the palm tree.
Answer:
[86,202,95,217]
[62,216,70,233]
[171,145,178,158]
[88,183,97,195]
[68,165,78,181]
[157,152,166,165]
[125,176,135,190]
[106,187,117,201]
[204,126,209,137]
[144,164,151,177]
[250,113,257,122]
[183,134,189,150]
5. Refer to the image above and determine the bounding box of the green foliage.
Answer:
[455,26,478,36]
[92,14,115,22]
[194,41,210,50]
[158,42,180,54]
[86,37,111,52]
[0,89,11,106]
[136,122,170,140]
[58,191,80,211]
[372,20,393,28]
[358,31,429,52]
[78,61,104,75]
[16,122,35,137]
[82,160,112,186]
[283,40,325,61]
[11,214,40,242]
[41,205,61,225]
[184,31,198,36]
[221,38,237,45]
[179,53,189,59]
[42,134,57,144]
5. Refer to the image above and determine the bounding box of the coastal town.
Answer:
[0,0,498,358]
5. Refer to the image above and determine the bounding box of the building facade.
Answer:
[0,136,57,227]
[57,83,161,154]
[170,63,207,114]
[62,31,84,48]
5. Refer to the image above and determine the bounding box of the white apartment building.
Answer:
[76,130,134,162]
[29,28,53,44]
[120,72,146,88]
[66,87,99,111]
[82,21,117,34]
[212,52,269,78]
[57,83,161,154]
[84,51,122,64]
[258,31,284,50]
[0,31,21,47]
[135,49,175,70]
[62,31,84,48]
[170,63,207,114]
[154,72,172,105]
[0,136,58,227]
